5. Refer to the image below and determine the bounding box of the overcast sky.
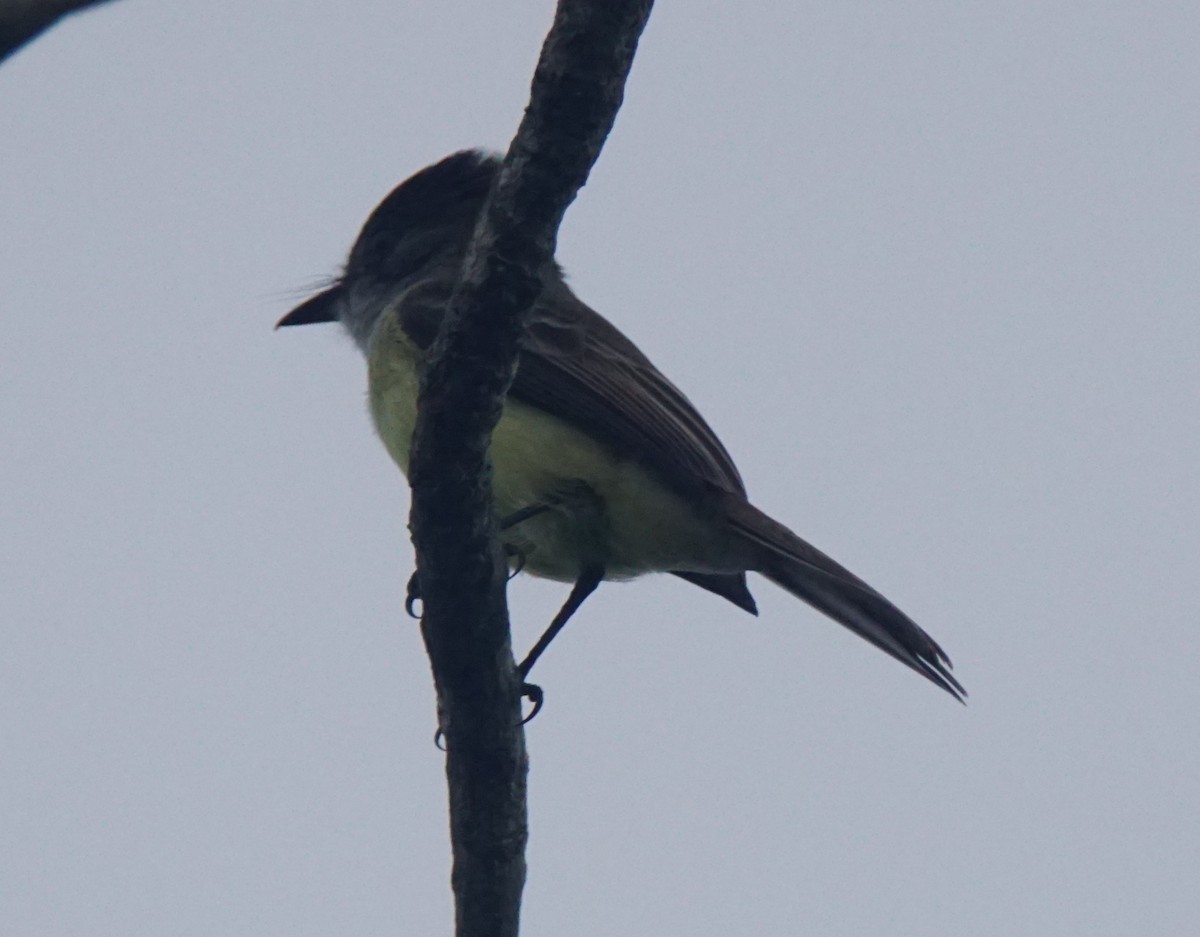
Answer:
[3,3,1198,935]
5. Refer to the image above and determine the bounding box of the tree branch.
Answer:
[0,0,119,64]
[406,1,654,934]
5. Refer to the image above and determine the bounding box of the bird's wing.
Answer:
[513,280,747,498]
[396,276,747,499]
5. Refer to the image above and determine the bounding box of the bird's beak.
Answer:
[275,285,342,328]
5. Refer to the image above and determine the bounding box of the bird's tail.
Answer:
[723,497,965,701]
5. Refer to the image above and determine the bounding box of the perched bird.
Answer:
[279,150,964,702]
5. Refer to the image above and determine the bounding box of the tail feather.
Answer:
[724,498,965,701]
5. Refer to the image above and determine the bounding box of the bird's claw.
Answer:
[505,544,528,580]
[430,683,543,749]
[405,571,422,619]
[520,682,544,724]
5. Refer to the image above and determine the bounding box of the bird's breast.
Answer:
[366,312,741,583]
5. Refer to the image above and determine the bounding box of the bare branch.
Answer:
[407,1,654,934]
[0,0,120,64]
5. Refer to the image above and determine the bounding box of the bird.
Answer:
[278,149,964,703]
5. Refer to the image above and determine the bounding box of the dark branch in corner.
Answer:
[406,1,654,935]
[0,0,120,64]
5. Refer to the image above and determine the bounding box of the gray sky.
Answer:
[3,2,1198,935]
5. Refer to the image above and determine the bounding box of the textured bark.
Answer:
[406,2,655,935]
[0,0,119,63]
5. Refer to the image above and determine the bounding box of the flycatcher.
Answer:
[279,150,964,702]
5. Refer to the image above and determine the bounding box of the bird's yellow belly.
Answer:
[367,325,738,582]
